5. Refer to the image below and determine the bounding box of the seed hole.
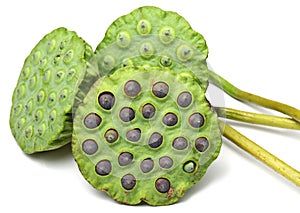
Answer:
[183,161,196,173]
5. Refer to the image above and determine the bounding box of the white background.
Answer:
[1,0,300,212]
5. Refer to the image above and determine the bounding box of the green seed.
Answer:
[137,19,151,35]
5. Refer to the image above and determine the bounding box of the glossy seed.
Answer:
[140,158,154,173]
[118,152,133,166]
[172,137,188,150]
[183,161,196,173]
[159,156,173,169]
[119,107,135,122]
[121,174,136,190]
[195,137,209,152]
[95,160,112,176]
[159,26,175,44]
[148,132,163,148]
[142,103,156,119]
[163,113,178,126]
[82,139,98,155]
[189,113,204,128]
[104,129,119,143]
[152,82,169,98]
[126,128,141,142]
[98,92,115,110]
[177,91,192,108]
[124,80,141,97]
[84,113,102,129]
[137,19,151,35]
[155,178,170,193]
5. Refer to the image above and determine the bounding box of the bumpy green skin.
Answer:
[94,6,209,89]
[10,27,93,154]
[72,66,222,205]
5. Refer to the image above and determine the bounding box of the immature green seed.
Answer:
[160,56,172,67]
[24,99,33,113]
[183,161,196,173]
[13,103,22,116]
[121,59,133,68]
[49,110,57,122]
[159,26,175,44]
[116,31,131,48]
[66,68,76,81]
[17,117,26,129]
[137,19,151,35]
[16,84,25,98]
[102,55,115,71]
[177,44,193,62]
[59,89,68,102]
[139,42,154,58]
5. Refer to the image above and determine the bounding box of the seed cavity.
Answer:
[116,31,131,48]
[63,49,74,63]
[66,68,76,81]
[159,26,175,44]
[102,55,115,71]
[121,174,136,190]
[142,103,156,119]
[55,70,65,82]
[84,113,102,129]
[105,129,119,143]
[140,158,154,173]
[155,178,170,193]
[38,58,47,68]
[28,75,37,89]
[195,137,209,152]
[37,123,46,136]
[49,110,57,122]
[183,161,196,173]
[25,126,33,138]
[34,109,43,122]
[59,89,68,102]
[36,90,46,104]
[177,44,193,62]
[152,82,169,98]
[126,128,141,142]
[47,39,56,53]
[172,137,188,150]
[118,152,133,166]
[137,19,151,35]
[98,92,115,110]
[31,51,41,64]
[47,92,57,106]
[53,54,61,65]
[139,42,154,58]
[160,56,172,67]
[148,132,163,148]
[95,160,112,176]
[124,80,141,97]
[21,67,31,80]
[163,113,178,126]
[119,107,135,122]
[121,59,133,68]
[189,113,205,128]
[25,99,33,113]
[82,139,98,155]
[177,91,192,108]
[43,70,51,83]
[159,156,173,169]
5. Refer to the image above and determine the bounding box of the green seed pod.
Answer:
[9,27,93,154]
[94,6,209,89]
[72,66,222,206]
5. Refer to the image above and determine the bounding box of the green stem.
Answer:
[215,107,300,130]
[209,70,300,122]
[219,121,300,187]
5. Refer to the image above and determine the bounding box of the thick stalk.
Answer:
[209,70,300,122]
[219,121,300,187]
[215,107,300,130]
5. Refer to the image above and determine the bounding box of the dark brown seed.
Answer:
[82,139,98,155]
[177,91,192,108]
[124,80,141,97]
[189,113,204,128]
[152,82,169,98]
[98,92,115,110]
[118,152,133,166]
[155,178,170,193]
[95,160,112,176]
[195,137,209,152]
[148,132,163,148]
[84,113,102,129]
[159,156,173,169]
[121,174,136,190]
[105,129,119,143]
[140,158,154,173]
[142,103,156,119]
[119,107,135,122]
[163,113,178,126]
[126,128,141,142]
[172,137,188,150]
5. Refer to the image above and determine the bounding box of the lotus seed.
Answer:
[82,139,98,155]
[139,42,154,58]
[137,19,151,35]
[126,128,141,142]
[152,82,169,98]
[104,129,119,143]
[163,113,178,126]
[159,156,173,169]
[116,31,131,48]
[160,56,172,67]
[195,137,209,152]
[102,55,115,71]
[95,160,112,176]
[84,113,102,129]
[189,113,204,128]
[183,161,196,173]
[124,80,141,97]
[177,91,192,108]
[142,103,156,119]
[98,92,115,110]
[121,174,136,190]
[155,178,170,193]
[140,158,154,173]
[177,44,193,62]
[119,107,135,122]
[159,26,175,44]
[118,152,133,166]
[148,132,163,148]
[172,137,188,150]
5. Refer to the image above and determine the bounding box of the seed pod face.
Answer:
[72,66,222,206]
[94,6,209,89]
[9,27,93,154]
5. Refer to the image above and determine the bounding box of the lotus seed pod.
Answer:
[72,66,222,205]
[94,6,209,90]
[9,27,93,154]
